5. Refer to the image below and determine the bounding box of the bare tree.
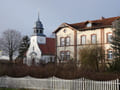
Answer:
[0,30,22,61]
[79,45,105,72]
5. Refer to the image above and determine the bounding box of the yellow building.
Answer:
[54,16,120,63]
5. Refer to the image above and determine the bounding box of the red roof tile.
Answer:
[69,16,120,30]
[54,16,120,33]
[38,38,56,55]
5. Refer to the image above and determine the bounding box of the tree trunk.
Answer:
[9,53,13,61]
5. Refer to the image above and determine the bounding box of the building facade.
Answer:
[54,16,120,63]
[25,16,55,66]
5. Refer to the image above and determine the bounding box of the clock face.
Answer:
[38,38,43,43]
[40,38,43,42]
[38,37,45,44]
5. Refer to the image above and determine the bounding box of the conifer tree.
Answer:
[18,35,30,59]
[109,18,120,72]
[111,18,120,60]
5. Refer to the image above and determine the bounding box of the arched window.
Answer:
[40,30,43,33]
[36,30,38,33]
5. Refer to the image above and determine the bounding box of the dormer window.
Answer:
[86,23,92,27]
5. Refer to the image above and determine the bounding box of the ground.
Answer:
[0,88,33,90]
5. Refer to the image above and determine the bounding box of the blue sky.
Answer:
[0,0,120,37]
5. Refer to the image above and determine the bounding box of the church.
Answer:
[24,15,56,66]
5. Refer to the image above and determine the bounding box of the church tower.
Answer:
[25,13,55,66]
[33,13,45,36]
[33,13,46,44]
[26,14,46,65]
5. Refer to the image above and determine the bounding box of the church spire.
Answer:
[33,13,45,36]
[38,11,40,21]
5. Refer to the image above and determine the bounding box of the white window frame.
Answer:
[66,51,70,60]
[81,35,86,44]
[66,37,70,46]
[107,33,112,43]
[60,51,65,60]
[60,37,65,46]
[91,34,97,44]
[107,50,113,59]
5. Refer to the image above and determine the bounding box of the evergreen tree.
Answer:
[111,18,120,60]
[109,18,120,72]
[18,35,30,59]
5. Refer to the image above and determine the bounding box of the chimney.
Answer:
[101,16,105,20]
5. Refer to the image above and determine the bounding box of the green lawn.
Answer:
[0,88,32,90]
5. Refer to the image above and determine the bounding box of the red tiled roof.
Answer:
[54,16,120,33]
[69,16,120,30]
[38,38,56,55]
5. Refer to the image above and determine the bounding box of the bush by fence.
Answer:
[0,60,120,81]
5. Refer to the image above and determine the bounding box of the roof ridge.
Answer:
[69,16,120,25]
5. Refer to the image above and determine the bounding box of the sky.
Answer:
[0,0,120,37]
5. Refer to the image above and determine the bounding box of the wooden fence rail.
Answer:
[0,76,119,90]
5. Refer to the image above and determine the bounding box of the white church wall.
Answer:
[26,36,42,65]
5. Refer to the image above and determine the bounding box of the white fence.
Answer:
[0,76,119,90]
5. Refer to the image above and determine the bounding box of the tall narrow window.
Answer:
[66,51,70,60]
[107,33,112,43]
[107,50,113,59]
[60,51,65,60]
[91,34,97,44]
[36,30,38,33]
[66,37,70,46]
[40,30,43,33]
[81,35,86,44]
[60,37,65,46]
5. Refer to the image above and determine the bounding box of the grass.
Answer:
[0,88,33,90]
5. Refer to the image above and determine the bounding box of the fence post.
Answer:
[118,78,119,90]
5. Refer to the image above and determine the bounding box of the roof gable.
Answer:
[53,23,77,33]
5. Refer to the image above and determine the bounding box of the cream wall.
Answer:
[104,28,113,50]
[56,26,113,62]
[77,29,101,45]
[56,27,75,46]
[56,27,75,60]
[76,28,113,61]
